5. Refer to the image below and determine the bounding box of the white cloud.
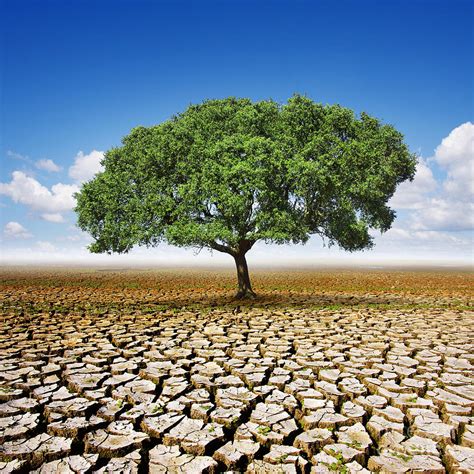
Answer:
[384,226,467,244]
[383,227,411,240]
[433,121,474,202]
[0,150,104,223]
[412,230,465,244]
[7,150,31,164]
[3,221,32,239]
[35,158,61,172]
[69,150,104,183]
[410,198,474,232]
[41,213,65,223]
[65,235,84,241]
[434,122,474,167]
[390,158,437,209]
[1,127,471,264]
[390,122,474,233]
[36,241,57,252]
[0,171,79,213]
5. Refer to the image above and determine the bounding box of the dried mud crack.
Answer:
[0,268,473,473]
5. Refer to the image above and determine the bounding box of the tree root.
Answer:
[235,289,257,300]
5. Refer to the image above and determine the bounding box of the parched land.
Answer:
[0,267,473,473]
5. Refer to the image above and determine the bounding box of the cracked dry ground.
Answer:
[0,269,473,473]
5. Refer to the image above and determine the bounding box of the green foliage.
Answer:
[75,95,416,257]
[324,450,348,472]
[257,425,272,435]
[392,451,413,462]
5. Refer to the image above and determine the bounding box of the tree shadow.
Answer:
[127,291,403,312]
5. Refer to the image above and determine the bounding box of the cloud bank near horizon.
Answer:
[1,123,472,265]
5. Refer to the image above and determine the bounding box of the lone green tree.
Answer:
[75,95,416,298]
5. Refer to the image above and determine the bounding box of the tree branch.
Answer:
[210,241,233,255]
[238,239,255,254]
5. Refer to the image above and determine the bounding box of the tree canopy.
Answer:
[75,95,416,298]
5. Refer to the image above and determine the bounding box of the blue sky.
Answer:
[1,0,473,265]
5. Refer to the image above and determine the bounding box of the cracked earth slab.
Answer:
[0,268,472,472]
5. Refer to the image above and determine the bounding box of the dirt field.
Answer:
[0,267,473,473]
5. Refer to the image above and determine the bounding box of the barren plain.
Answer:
[0,267,473,473]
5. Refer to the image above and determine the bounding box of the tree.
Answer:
[75,95,416,298]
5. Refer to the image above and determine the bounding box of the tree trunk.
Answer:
[233,252,256,299]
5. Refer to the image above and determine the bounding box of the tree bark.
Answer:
[233,252,256,299]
